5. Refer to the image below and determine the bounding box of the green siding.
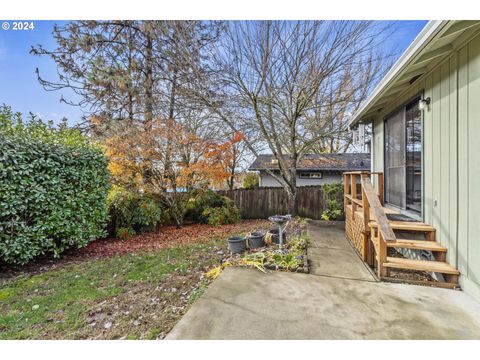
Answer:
[449,55,458,267]
[371,32,480,295]
[467,38,480,284]
[458,45,469,275]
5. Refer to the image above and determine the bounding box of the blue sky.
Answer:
[0,20,428,126]
[0,20,85,125]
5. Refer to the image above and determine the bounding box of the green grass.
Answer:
[0,240,224,340]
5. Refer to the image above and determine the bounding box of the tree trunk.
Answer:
[228,164,235,190]
[287,189,297,215]
[144,32,154,126]
[288,154,298,215]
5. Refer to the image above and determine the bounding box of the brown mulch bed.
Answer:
[78,219,270,258]
[0,220,270,282]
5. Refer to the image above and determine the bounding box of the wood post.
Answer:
[378,173,384,206]
[343,174,349,211]
[366,226,375,266]
[361,175,370,232]
[361,178,370,262]
[351,174,357,214]
[426,230,436,241]
[377,232,389,277]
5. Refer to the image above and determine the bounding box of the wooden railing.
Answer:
[343,171,395,277]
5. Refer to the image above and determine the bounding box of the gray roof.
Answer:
[249,153,371,171]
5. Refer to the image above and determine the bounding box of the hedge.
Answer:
[0,106,110,264]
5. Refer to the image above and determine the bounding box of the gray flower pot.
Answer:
[228,236,246,254]
[248,232,265,249]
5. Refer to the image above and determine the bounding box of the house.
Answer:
[346,20,480,302]
[249,153,370,187]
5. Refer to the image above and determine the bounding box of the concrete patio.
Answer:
[167,221,480,339]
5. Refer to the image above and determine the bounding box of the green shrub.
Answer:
[0,105,110,264]
[320,182,344,221]
[185,189,235,223]
[243,172,259,189]
[116,227,136,240]
[201,201,241,226]
[107,185,162,238]
[321,199,343,221]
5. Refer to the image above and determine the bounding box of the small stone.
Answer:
[103,321,112,329]
[171,288,177,293]
[32,304,39,311]
[133,320,141,326]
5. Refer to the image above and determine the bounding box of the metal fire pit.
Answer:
[268,214,292,254]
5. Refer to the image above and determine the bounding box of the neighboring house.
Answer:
[248,153,370,187]
[347,20,480,301]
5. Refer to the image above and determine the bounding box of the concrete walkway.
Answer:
[167,221,480,339]
[307,221,374,281]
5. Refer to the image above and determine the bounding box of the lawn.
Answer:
[0,220,270,340]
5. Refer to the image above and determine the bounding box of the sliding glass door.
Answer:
[385,108,406,209]
[384,97,422,215]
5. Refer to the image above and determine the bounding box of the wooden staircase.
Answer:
[343,171,460,289]
[369,221,459,287]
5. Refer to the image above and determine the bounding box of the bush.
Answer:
[185,189,226,223]
[320,182,344,221]
[321,199,343,221]
[0,105,110,264]
[243,172,259,189]
[116,227,136,240]
[202,201,241,226]
[107,186,162,238]
[185,189,240,226]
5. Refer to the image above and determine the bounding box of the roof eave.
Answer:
[347,20,451,129]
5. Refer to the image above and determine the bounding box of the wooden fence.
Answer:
[218,186,343,220]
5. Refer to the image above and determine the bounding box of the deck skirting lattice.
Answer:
[345,206,366,257]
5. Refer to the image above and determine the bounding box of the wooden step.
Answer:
[369,221,435,232]
[381,276,461,289]
[386,239,447,252]
[383,257,460,275]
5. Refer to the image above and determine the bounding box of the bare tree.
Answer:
[186,20,392,213]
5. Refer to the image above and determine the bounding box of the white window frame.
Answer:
[298,171,323,179]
